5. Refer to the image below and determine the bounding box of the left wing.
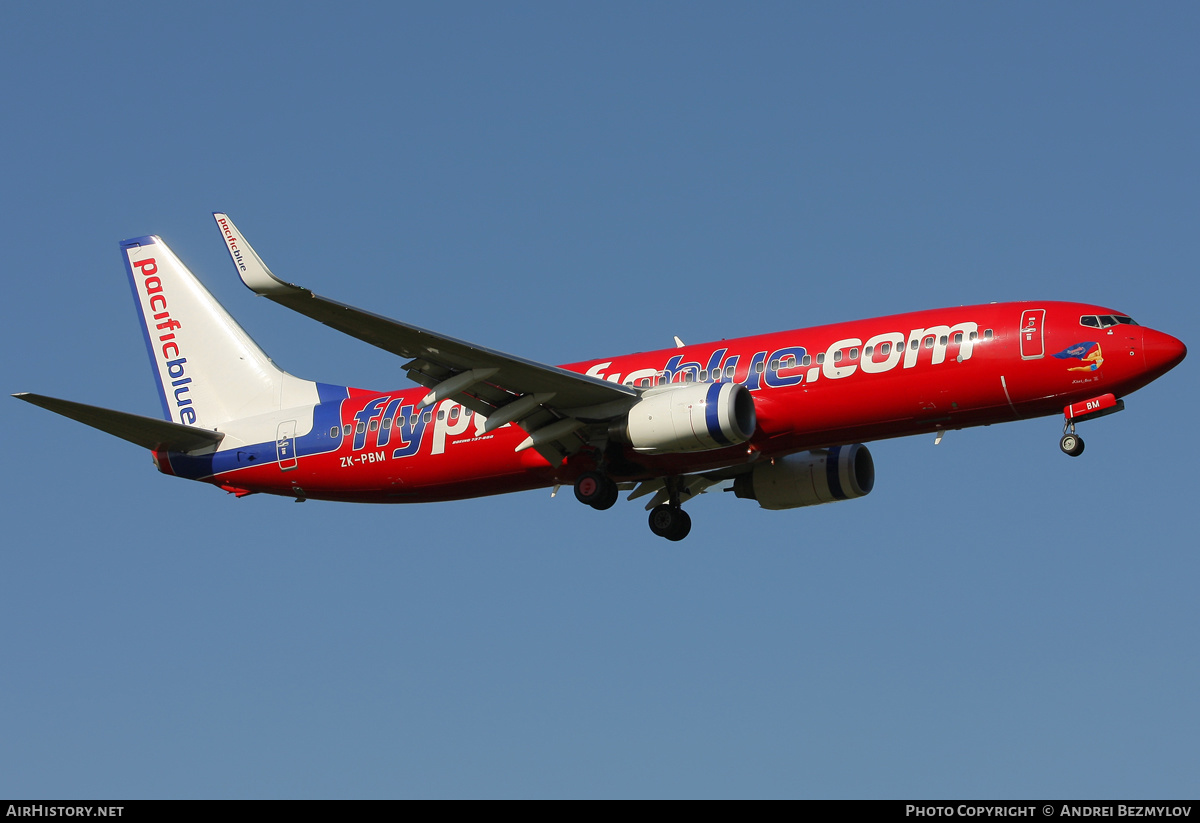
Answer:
[212,213,639,463]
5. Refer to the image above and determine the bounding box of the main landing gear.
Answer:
[574,471,619,510]
[572,471,693,540]
[648,504,691,541]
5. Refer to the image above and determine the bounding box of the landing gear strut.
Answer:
[1060,421,1085,457]
[574,471,619,510]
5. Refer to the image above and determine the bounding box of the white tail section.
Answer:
[121,235,319,428]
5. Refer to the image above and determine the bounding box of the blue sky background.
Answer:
[2,2,1196,799]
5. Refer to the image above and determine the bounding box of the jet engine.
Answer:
[733,444,874,509]
[612,382,757,454]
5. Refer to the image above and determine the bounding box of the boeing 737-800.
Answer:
[14,214,1187,540]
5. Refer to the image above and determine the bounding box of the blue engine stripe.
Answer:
[826,445,846,500]
[705,382,731,446]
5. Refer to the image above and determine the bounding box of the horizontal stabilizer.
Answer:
[13,393,224,453]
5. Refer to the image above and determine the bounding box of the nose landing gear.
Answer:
[1060,415,1085,456]
[1059,393,1124,457]
[1060,429,1085,457]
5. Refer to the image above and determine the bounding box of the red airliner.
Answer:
[15,214,1186,540]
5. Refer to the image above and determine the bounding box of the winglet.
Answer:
[212,213,306,297]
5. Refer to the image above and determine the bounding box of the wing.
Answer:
[212,213,638,464]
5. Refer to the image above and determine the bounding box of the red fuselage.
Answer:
[160,301,1186,502]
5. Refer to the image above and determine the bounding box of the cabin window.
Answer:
[880,343,891,356]
[330,427,339,438]
[423,411,432,422]
[768,359,778,371]
[802,354,811,366]
[464,409,472,418]
[699,369,709,382]
[755,362,765,373]
[924,338,934,349]
[834,351,843,363]
[450,407,459,420]
[437,410,445,420]
[911,339,920,350]
[864,346,873,357]
[984,329,994,340]
[817,353,825,364]
[369,420,378,432]
[849,348,859,359]
[725,365,735,378]
[343,424,352,436]
[382,418,391,429]
[953,333,962,344]
[939,336,948,346]
[969,331,979,341]
[356,422,366,434]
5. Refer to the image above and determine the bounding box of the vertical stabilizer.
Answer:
[121,235,317,428]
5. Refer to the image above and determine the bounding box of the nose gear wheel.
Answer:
[1060,420,1085,457]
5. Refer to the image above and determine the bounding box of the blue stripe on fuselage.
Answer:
[165,382,350,480]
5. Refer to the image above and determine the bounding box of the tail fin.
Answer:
[121,235,318,428]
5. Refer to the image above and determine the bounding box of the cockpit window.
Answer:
[1081,314,1138,328]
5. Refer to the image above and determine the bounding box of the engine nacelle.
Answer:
[615,382,757,454]
[733,444,874,510]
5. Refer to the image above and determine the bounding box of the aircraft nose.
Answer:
[1141,327,1187,377]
